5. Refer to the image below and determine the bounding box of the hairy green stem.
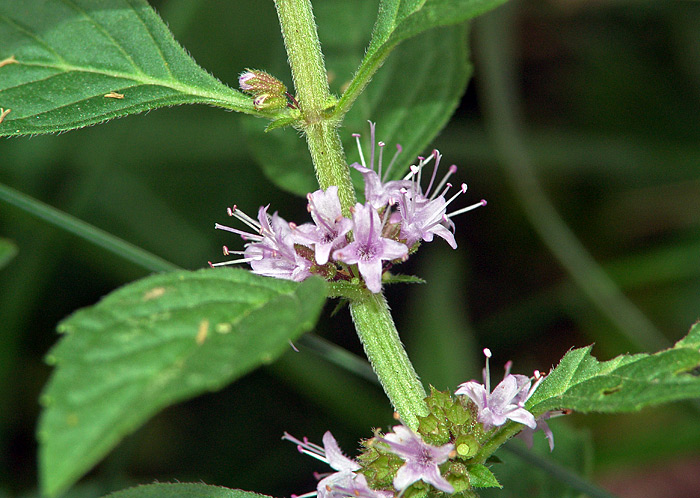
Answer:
[350,292,428,429]
[305,119,356,212]
[275,0,426,424]
[273,0,355,213]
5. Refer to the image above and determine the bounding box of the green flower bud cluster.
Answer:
[420,388,489,495]
[357,388,500,498]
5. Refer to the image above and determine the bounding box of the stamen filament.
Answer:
[369,121,376,172]
[382,143,402,182]
[377,141,385,179]
[352,133,366,168]
[432,164,458,200]
[424,150,441,197]
[209,255,261,267]
[214,223,264,241]
[228,205,261,232]
[447,199,488,218]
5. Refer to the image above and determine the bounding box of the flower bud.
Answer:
[446,401,470,425]
[417,413,440,436]
[238,69,288,110]
[454,434,480,459]
[445,463,472,493]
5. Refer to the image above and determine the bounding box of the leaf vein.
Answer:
[0,13,67,64]
[59,0,145,77]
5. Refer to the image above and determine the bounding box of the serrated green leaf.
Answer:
[104,483,269,498]
[0,237,18,269]
[336,0,508,117]
[468,463,502,488]
[528,321,700,414]
[0,0,260,136]
[38,268,326,497]
[246,23,471,197]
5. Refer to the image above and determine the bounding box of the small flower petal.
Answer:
[379,425,454,493]
[456,350,541,432]
[322,431,361,472]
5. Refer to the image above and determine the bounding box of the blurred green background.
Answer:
[1,0,699,497]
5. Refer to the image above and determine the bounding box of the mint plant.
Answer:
[1,1,699,497]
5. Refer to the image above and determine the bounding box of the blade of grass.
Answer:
[296,334,378,385]
[503,442,619,498]
[0,182,178,273]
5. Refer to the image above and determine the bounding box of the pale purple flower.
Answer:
[455,349,542,432]
[283,431,360,472]
[352,162,410,210]
[332,203,408,293]
[293,186,353,265]
[518,411,555,452]
[351,122,410,208]
[397,151,487,249]
[397,192,456,249]
[318,473,392,498]
[212,205,311,281]
[283,432,391,498]
[378,425,455,493]
[245,208,311,281]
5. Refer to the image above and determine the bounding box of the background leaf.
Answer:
[528,321,700,414]
[0,0,260,137]
[336,0,507,116]
[104,483,269,498]
[38,269,326,497]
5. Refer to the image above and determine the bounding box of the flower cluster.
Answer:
[211,123,486,293]
[283,426,454,498]
[282,431,391,498]
[284,349,559,498]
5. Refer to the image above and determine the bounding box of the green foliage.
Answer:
[38,269,326,496]
[467,464,501,488]
[529,321,700,414]
[0,238,17,269]
[0,0,261,137]
[103,483,268,498]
